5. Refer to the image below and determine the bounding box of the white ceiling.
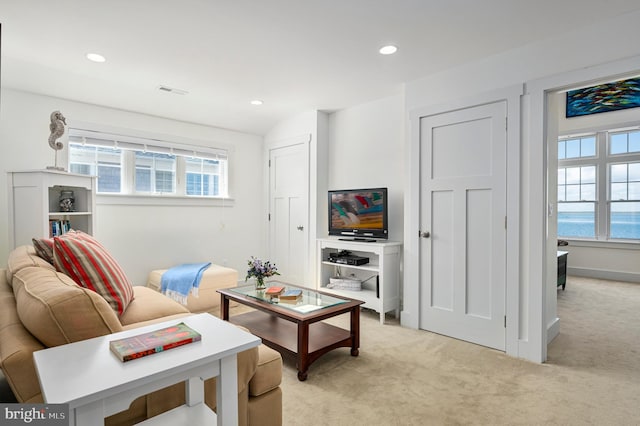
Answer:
[2,0,640,136]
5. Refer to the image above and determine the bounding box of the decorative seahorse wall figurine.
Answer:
[48,110,66,150]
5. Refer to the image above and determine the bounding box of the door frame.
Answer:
[527,54,640,362]
[404,84,523,358]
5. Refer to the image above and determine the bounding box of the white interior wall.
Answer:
[327,94,405,242]
[0,88,264,285]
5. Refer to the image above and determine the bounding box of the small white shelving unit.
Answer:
[8,170,96,247]
[317,238,402,324]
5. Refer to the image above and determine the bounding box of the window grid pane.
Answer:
[185,157,222,196]
[136,168,152,192]
[610,130,640,155]
[97,165,121,193]
[558,202,595,238]
[611,164,628,182]
[558,166,596,202]
[155,170,174,193]
[70,164,92,175]
[630,132,640,152]
[566,139,580,158]
[609,162,640,201]
[69,143,122,193]
[581,137,596,157]
[135,152,176,194]
[610,202,640,239]
[559,136,596,159]
[186,173,203,195]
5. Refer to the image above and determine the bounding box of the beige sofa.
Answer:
[0,245,282,425]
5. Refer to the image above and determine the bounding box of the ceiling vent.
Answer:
[157,85,188,95]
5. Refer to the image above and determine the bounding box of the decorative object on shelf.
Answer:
[59,190,75,212]
[47,110,67,171]
[245,256,280,290]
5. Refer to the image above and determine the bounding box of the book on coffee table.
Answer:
[265,286,285,296]
[109,322,201,362]
[279,289,303,304]
[279,289,302,300]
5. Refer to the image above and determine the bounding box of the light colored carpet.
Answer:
[1,277,638,425]
[279,276,640,425]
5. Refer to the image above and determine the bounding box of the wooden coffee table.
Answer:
[218,283,363,381]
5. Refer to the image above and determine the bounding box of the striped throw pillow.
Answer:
[53,231,134,316]
[32,238,55,264]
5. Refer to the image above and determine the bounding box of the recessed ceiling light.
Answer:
[250,100,264,106]
[379,45,398,55]
[86,53,106,63]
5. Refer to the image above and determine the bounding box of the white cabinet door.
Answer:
[269,143,309,286]
[419,101,507,351]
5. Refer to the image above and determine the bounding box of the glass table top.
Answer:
[228,282,347,314]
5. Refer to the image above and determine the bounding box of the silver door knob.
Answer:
[297,226,304,231]
[420,231,430,238]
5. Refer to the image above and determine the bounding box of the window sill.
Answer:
[561,238,640,250]
[96,193,235,207]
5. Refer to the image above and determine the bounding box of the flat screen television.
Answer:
[328,188,388,240]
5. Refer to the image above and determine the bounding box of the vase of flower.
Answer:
[246,256,279,291]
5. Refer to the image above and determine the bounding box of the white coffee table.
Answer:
[33,313,260,426]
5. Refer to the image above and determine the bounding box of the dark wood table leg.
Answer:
[297,321,310,381]
[350,306,360,356]
[221,295,230,321]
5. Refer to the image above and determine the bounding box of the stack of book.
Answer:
[278,289,303,304]
[265,286,285,297]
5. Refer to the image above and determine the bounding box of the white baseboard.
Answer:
[547,317,560,344]
[567,267,640,283]
[400,311,418,329]
[516,339,546,363]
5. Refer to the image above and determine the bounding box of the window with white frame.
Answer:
[68,129,228,197]
[558,129,640,241]
[69,144,123,193]
[135,152,176,194]
[185,157,223,196]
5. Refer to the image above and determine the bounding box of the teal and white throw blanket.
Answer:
[161,262,211,305]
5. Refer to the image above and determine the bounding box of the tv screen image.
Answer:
[328,188,388,239]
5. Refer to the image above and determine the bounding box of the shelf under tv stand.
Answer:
[317,238,402,324]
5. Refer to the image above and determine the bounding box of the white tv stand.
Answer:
[317,238,402,324]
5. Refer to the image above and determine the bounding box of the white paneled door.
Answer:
[269,143,309,286]
[419,101,507,351]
